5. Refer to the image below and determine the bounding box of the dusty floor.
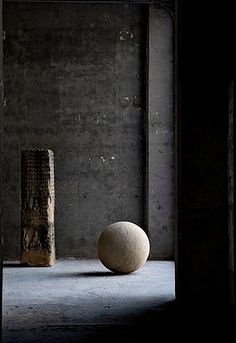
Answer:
[2,259,175,342]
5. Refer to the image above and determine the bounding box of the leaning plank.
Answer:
[21,150,55,266]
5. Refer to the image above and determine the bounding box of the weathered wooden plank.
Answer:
[21,150,55,266]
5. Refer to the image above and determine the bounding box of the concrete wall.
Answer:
[3,3,146,259]
[3,2,174,260]
[147,6,174,259]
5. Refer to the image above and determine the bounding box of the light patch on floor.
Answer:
[2,259,175,342]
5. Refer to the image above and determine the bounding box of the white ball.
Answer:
[97,221,150,274]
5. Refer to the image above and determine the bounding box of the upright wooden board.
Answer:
[21,150,55,266]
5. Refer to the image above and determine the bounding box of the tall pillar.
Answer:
[21,149,55,266]
[147,6,174,259]
[176,0,229,311]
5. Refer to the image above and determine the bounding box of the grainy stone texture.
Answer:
[21,150,55,266]
[97,221,150,273]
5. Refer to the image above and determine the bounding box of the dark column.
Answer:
[227,0,235,312]
[176,0,230,313]
[228,80,235,311]
[21,150,55,266]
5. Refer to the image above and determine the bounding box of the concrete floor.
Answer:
[2,259,175,342]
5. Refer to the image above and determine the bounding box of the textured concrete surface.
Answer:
[3,2,175,261]
[3,3,145,259]
[2,259,175,342]
[147,6,174,259]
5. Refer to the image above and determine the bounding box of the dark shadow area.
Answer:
[2,301,234,343]
[3,263,51,268]
[52,271,133,278]
[2,302,174,342]
[71,271,121,277]
[3,265,139,276]
[3,263,23,268]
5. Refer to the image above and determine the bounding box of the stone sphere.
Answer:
[97,221,150,274]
